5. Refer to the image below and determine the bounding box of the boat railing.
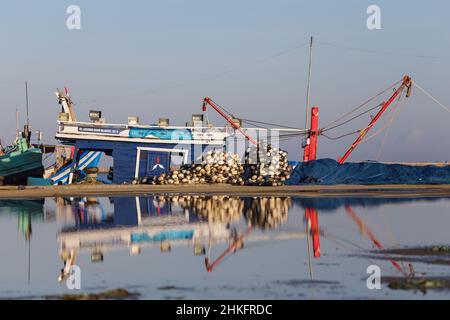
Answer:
[57,120,305,133]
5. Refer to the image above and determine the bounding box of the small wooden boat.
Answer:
[0,129,44,186]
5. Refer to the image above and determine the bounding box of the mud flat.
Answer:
[383,277,450,294]
[45,288,140,300]
[1,183,450,199]
[367,245,450,266]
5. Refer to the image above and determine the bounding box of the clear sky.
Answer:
[1,0,449,162]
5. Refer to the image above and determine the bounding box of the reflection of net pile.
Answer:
[167,195,193,208]
[245,145,291,186]
[244,197,291,229]
[176,195,244,224]
[151,150,245,185]
[168,195,291,229]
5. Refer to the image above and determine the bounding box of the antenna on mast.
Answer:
[24,81,31,145]
[16,107,19,138]
[305,36,314,129]
[25,81,30,127]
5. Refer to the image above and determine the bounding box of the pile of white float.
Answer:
[142,144,291,186]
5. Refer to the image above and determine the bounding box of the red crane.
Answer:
[202,97,258,146]
[338,75,412,164]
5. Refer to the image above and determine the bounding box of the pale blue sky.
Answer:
[1,0,449,161]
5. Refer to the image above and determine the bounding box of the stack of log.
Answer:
[244,145,291,186]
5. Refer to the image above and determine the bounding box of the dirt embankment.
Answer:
[1,183,450,199]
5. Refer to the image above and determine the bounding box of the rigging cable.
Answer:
[375,93,407,160]
[315,41,450,61]
[320,80,401,131]
[320,130,360,141]
[240,118,306,131]
[78,42,308,104]
[206,98,308,133]
[361,89,404,144]
[321,103,383,133]
[413,82,450,114]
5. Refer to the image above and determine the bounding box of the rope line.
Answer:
[361,89,404,144]
[321,130,359,141]
[413,82,450,113]
[240,118,306,131]
[321,80,401,131]
[316,41,450,61]
[77,43,308,104]
[321,103,383,133]
[206,97,308,132]
[206,98,235,118]
[376,93,407,160]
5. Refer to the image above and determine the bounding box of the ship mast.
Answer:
[25,81,30,128]
[24,81,31,145]
[304,36,315,280]
[305,36,314,129]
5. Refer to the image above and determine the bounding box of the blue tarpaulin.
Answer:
[286,158,450,185]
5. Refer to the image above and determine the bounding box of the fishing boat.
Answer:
[0,127,44,186]
[53,88,302,184]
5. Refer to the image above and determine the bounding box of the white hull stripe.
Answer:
[51,151,95,181]
[79,152,101,170]
[55,133,225,145]
[51,151,102,184]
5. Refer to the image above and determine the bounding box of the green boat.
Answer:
[0,137,44,186]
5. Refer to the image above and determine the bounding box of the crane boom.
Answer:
[338,75,412,164]
[202,97,258,146]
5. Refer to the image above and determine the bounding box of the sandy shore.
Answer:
[1,183,450,199]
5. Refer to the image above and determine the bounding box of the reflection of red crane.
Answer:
[202,97,258,146]
[345,205,410,277]
[338,75,412,164]
[302,105,322,269]
[204,226,253,272]
[303,105,321,260]
[305,207,321,258]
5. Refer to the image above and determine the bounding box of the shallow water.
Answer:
[1,195,450,299]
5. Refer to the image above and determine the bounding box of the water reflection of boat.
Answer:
[0,199,45,283]
[57,195,301,277]
[0,199,44,239]
[58,196,231,254]
[0,199,44,216]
